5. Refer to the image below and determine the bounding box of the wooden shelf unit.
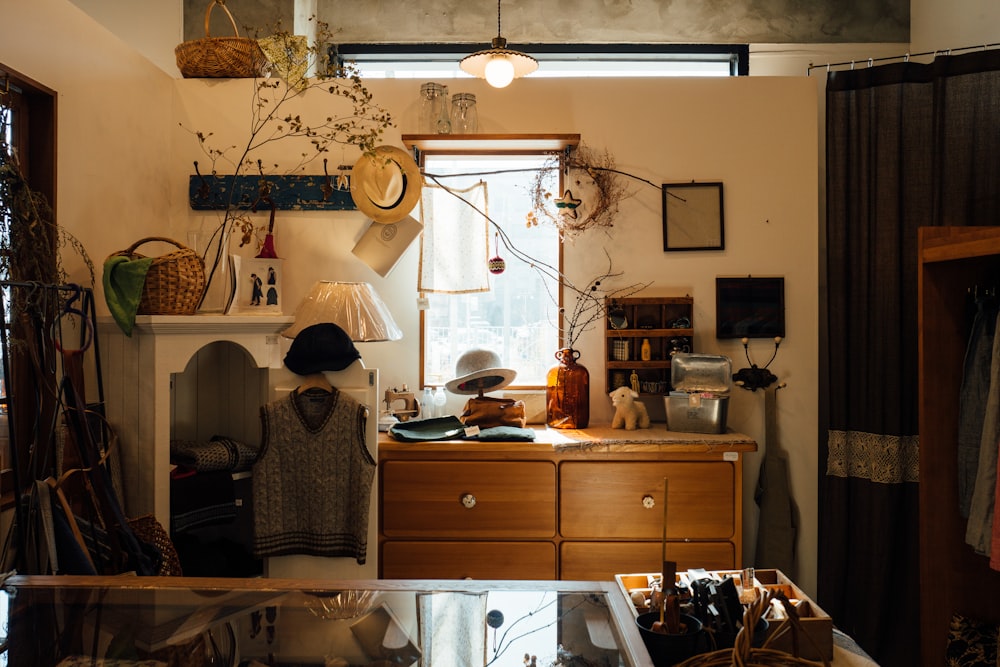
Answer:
[604,296,694,395]
[918,226,1000,665]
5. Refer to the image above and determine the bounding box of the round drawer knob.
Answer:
[461,493,477,509]
[642,494,656,509]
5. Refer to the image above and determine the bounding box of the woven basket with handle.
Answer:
[175,0,268,78]
[110,237,206,316]
[676,591,829,667]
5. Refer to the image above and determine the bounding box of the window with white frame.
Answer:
[419,151,561,389]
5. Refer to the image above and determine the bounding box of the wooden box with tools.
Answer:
[615,568,833,662]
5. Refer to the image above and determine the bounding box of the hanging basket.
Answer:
[110,237,206,316]
[174,0,268,78]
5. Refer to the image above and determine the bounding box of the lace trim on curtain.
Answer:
[827,429,919,484]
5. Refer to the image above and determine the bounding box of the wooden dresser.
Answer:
[378,426,756,580]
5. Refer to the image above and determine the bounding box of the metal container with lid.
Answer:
[665,353,732,433]
[670,352,732,394]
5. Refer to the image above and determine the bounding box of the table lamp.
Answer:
[282,281,402,342]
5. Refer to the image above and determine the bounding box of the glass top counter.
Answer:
[1,576,653,667]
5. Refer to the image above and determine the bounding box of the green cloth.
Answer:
[102,254,153,336]
[470,426,536,441]
[388,416,467,442]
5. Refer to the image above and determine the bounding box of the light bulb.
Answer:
[484,55,515,88]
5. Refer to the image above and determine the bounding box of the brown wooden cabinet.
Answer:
[605,296,694,395]
[378,427,755,580]
[918,226,1000,665]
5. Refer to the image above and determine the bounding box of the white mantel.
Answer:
[98,314,294,526]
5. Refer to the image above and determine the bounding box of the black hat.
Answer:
[283,323,361,375]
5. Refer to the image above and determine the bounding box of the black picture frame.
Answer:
[716,276,785,339]
[662,182,724,251]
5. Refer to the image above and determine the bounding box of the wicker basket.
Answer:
[111,237,206,315]
[128,514,183,576]
[175,0,268,78]
[676,592,829,667]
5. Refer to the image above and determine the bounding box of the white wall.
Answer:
[910,0,1000,54]
[169,75,820,592]
[7,0,820,595]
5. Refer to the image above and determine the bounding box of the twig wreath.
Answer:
[527,143,633,236]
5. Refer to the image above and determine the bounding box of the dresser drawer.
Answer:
[560,541,735,581]
[382,461,556,538]
[560,462,734,539]
[381,541,557,579]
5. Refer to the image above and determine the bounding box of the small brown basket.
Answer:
[111,237,206,315]
[175,0,268,78]
[676,592,829,667]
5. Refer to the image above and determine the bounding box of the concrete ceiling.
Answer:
[185,0,909,45]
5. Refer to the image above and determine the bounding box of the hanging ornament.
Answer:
[488,231,506,274]
[554,189,582,220]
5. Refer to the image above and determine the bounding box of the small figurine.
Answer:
[630,369,640,393]
[610,386,651,430]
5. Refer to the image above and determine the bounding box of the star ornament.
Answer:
[554,189,582,219]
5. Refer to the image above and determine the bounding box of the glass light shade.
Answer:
[484,56,515,88]
[282,281,402,342]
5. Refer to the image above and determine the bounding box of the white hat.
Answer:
[445,348,517,395]
[350,145,424,224]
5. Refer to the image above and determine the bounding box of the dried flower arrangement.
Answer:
[527,143,633,237]
[0,105,93,288]
[184,18,394,304]
[558,250,650,350]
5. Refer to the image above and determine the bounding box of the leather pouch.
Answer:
[460,396,527,429]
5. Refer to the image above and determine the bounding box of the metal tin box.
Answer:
[666,353,732,433]
[665,391,730,433]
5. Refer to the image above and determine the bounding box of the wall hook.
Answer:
[733,336,782,391]
[320,158,333,201]
[192,161,211,201]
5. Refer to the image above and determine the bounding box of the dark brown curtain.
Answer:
[821,49,1000,666]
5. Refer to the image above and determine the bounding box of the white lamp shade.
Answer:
[460,46,538,87]
[282,281,402,342]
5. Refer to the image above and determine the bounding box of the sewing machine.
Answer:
[384,387,420,422]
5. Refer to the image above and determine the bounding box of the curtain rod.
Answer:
[806,41,1000,75]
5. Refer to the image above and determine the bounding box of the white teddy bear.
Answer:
[609,386,651,430]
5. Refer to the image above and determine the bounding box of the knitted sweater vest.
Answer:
[252,388,374,563]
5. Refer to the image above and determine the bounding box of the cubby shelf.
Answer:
[604,296,694,395]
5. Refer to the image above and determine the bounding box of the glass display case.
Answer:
[2,575,653,667]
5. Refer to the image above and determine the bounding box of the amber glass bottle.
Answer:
[546,348,590,429]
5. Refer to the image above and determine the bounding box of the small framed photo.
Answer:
[227,256,284,314]
[716,276,785,339]
[662,182,725,251]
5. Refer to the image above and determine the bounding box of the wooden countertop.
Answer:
[379,424,757,454]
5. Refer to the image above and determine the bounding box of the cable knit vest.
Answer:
[252,387,373,563]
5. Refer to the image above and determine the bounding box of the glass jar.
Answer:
[419,82,452,134]
[546,348,590,429]
[450,92,479,134]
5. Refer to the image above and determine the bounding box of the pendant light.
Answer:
[460,0,538,88]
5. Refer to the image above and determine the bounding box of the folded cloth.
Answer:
[388,416,467,442]
[466,425,536,441]
[103,255,153,336]
[170,436,260,473]
[170,469,236,533]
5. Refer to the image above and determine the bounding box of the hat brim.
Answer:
[350,145,424,224]
[445,368,517,395]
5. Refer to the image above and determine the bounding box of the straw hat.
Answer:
[445,348,517,395]
[350,145,424,224]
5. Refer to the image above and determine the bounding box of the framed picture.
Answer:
[716,276,785,339]
[662,182,724,251]
[227,256,284,314]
